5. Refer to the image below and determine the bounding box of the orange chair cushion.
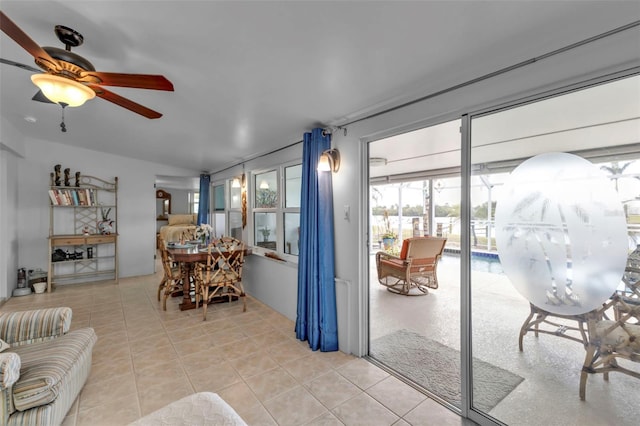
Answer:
[380,258,405,271]
[399,239,410,260]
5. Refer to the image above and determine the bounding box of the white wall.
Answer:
[17,137,199,283]
[0,118,25,301]
[167,188,192,214]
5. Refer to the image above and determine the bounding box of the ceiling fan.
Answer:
[0,11,174,121]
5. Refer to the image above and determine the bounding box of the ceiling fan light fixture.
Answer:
[30,74,95,107]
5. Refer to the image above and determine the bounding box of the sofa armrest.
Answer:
[0,352,21,391]
[0,307,72,347]
[0,352,20,423]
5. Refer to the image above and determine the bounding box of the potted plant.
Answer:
[381,210,397,250]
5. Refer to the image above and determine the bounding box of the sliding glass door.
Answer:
[368,119,463,410]
[468,74,640,424]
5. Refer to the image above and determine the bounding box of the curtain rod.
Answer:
[211,129,332,175]
[211,20,638,175]
[211,139,303,175]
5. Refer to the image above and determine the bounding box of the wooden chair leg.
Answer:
[518,306,536,351]
[580,344,597,400]
[162,287,168,311]
[157,276,167,301]
[202,286,209,321]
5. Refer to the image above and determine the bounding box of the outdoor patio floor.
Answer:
[369,252,639,426]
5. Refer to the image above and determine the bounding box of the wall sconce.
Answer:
[317,148,340,173]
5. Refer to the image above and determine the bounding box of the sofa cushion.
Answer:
[168,214,196,226]
[8,328,96,411]
[596,320,640,353]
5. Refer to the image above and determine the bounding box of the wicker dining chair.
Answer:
[157,237,183,310]
[194,237,246,320]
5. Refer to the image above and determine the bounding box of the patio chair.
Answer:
[375,236,447,296]
[194,237,246,320]
[519,247,640,352]
[579,292,640,400]
[518,303,592,351]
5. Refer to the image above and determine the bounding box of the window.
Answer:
[254,170,277,250]
[189,192,200,215]
[284,164,301,255]
[228,177,242,240]
[212,184,225,238]
[251,164,301,259]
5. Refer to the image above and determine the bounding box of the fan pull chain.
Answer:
[59,102,68,132]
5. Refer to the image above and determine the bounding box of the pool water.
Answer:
[442,251,504,274]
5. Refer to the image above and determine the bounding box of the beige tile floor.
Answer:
[0,262,465,426]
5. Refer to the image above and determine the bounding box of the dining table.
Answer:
[166,243,251,311]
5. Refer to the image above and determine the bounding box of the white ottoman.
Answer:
[129,392,248,426]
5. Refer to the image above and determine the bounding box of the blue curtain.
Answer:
[295,128,338,351]
[197,174,210,225]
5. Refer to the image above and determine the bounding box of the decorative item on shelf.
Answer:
[260,227,271,242]
[195,223,214,246]
[265,252,285,261]
[17,268,26,289]
[28,269,47,294]
[64,168,71,186]
[241,171,247,229]
[75,171,81,187]
[52,249,66,262]
[97,206,114,235]
[54,164,61,186]
[82,225,90,236]
[12,268,31,296]
[87,247,93,259]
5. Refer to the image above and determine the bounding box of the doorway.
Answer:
[368,119,463,410]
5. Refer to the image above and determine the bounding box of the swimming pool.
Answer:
[443,249,504,274]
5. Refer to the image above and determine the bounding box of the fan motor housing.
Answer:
[38,46,95,78]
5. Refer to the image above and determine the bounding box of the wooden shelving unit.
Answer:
[47,174,118,292]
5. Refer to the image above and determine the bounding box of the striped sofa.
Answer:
[0,307,97,425]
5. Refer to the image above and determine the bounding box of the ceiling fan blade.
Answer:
[32,90,55,104]
[0,11,58,70]
[89,84,163,119]
[80,71,174,91]
[0,57,41,73]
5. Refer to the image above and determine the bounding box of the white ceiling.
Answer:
[370,75,640,179]
[1,1,639,178]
